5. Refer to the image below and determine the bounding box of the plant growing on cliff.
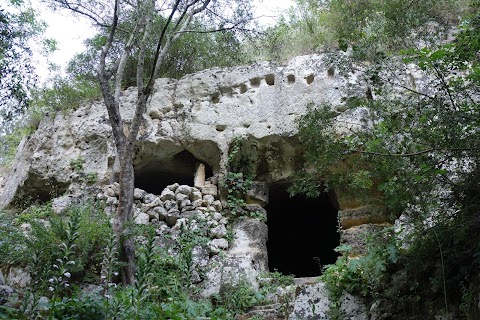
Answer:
[48,0,255,285]
[292,1,480,317]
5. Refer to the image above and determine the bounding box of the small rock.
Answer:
[190,191,203,201]
[134,212,150,225]
[141,197,162,211]
[155,221,169,234]
[182,209,202,219]
[133,207,143,217]
[172,218,188,230]
[203,194,215,205]
[181,205,195,212]
[176,185,192,195]
[180,199,192,209]
[20,223,32,235]
[106,196,118,206]
[6,267,31,288]
[201,184,218,197]
[212,200,222,211]
[209,238,229,253]
[147,209,159,220]
[160,189,176,201]
[213,212,223,221]
[104,187,116,197]
[52,195,72,214]
[167,183,180,192]
[176,193,189,202]
[210,225,227,239]
[134,188,146,200]
[164,200,178,211]
[207,220,219,228]
[97,192,107,200]
[192,199,203,208]
[152,206,168,221]
[144,193,157,204]
[166,211,180,227]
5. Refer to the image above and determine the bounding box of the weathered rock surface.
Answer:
[289,281,368,320]
[289,281,331,320]
[1,267,31,289]
[0,54,378,314]
[341,223,391,256]
[0,285,15,305]
[0,54,357,208]
[201,218,269,297]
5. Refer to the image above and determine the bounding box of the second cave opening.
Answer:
[265,183,340,278]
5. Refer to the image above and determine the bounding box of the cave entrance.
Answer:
[266,183,340,277]
[134,150,213,195]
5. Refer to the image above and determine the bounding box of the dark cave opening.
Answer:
[13,174,69,208]
[266,183,340,278]
[134,150,213,195]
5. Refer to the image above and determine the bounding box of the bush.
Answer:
[0,198,111,296]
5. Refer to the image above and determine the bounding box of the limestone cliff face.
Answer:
[0,54,381,318]
[0,54,352,208]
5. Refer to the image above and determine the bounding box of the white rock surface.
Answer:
[290,282,331,320]
[0,54,351,208]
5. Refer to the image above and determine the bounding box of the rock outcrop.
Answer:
[0,53,390,315]
[1,54,351,208]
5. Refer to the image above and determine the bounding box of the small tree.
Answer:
[0,1,45,130]
[50,0,253,284]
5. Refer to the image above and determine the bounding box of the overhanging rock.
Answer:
[0,54,356,208]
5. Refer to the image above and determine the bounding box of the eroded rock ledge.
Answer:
[1,54,352,208]
[0,52,391,271]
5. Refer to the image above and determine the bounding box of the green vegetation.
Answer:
[69,156,98,185]
[0,0,51,164]
[2,0,480,318]
[0,196,280,319]
[285,1,480,319]
[222,137,267,222]
[0,0,47,133]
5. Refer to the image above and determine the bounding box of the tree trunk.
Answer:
[114,153,136,285]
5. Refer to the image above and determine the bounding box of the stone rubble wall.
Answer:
[96,179,269,296]
[97,180,229,277]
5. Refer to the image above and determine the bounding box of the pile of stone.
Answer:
[96,181,231,256]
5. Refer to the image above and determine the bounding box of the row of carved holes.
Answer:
[287,74,315,85]
[211,74,316,104]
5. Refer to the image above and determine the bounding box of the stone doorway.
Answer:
[265,183,340,277]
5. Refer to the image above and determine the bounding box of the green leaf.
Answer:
[429,49,446,61]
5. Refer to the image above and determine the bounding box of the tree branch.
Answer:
[432,63,458,112]
[126,0,155,152]
[48,0,110,27]
[350,147,480,157]
[144,0,182,93]
[177,20,252,34]
[113,19,142,102]
[98,0,122,130]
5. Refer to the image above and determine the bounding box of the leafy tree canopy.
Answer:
[0,0,47,134]
[290,1,480,317]
[67,15,252,89]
